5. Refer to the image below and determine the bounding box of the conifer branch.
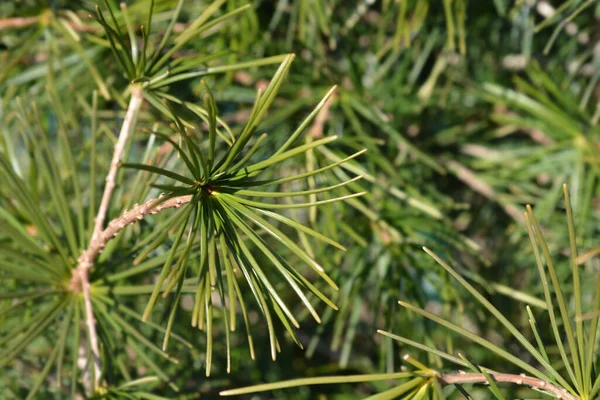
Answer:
[0,15,98,31]
[439,372,578,400]
[72,193,193,391]
[309,92,334,138]
[91,86,144,243]
[80,194,193,270]
[72,86,144,391]
[0,16,38,30]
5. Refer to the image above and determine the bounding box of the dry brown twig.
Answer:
[71,193,194,390]
[439,372,578,400]
[76,194,193,277]
[71,86,144,391]
[443,158,523,223]
[0,15,99,32]
[0,16,38,30]
[309,92,335,138]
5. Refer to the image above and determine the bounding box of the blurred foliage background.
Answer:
[1,0,599,398]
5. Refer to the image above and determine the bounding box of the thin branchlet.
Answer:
[71,85,144,391]
[70,193,193,391]
[439,372,578,400]
[75,194,193,272]
[91,85,143,243]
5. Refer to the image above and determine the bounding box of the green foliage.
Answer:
[227,187,598,399]
[0,0,599,399]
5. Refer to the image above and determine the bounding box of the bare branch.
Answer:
[71,86,144,392]
[71,193,193,390]
[0,16,38,30]
[443,158,523,223]
[0,16,98,31]
[78,266,101,388]
[439,372,578,400]
[309,93,335,138]
[91,86,144,242]
[79,194,193,270]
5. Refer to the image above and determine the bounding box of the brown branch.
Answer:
[153,108,252,163]
[0,16,38,30]
[70,194,192,391]
[91,86,144,243]
[439,372,578,400]
[309,93,335,139]
[442,158,523,223]
[0,16,99,32]
[78,195,193,271]
[71,86,144,392]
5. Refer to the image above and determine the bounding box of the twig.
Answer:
[0,16,98,32]
[91,86,143,242]
[309,93,335,138]
[72,86,144,391]
[153,108,251,161]
[0,16,38,30]
[71,193,194,390]
[76,266,100,390]
[443,158,523,223]
[439,372,578,400]
[79,194,193,270]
